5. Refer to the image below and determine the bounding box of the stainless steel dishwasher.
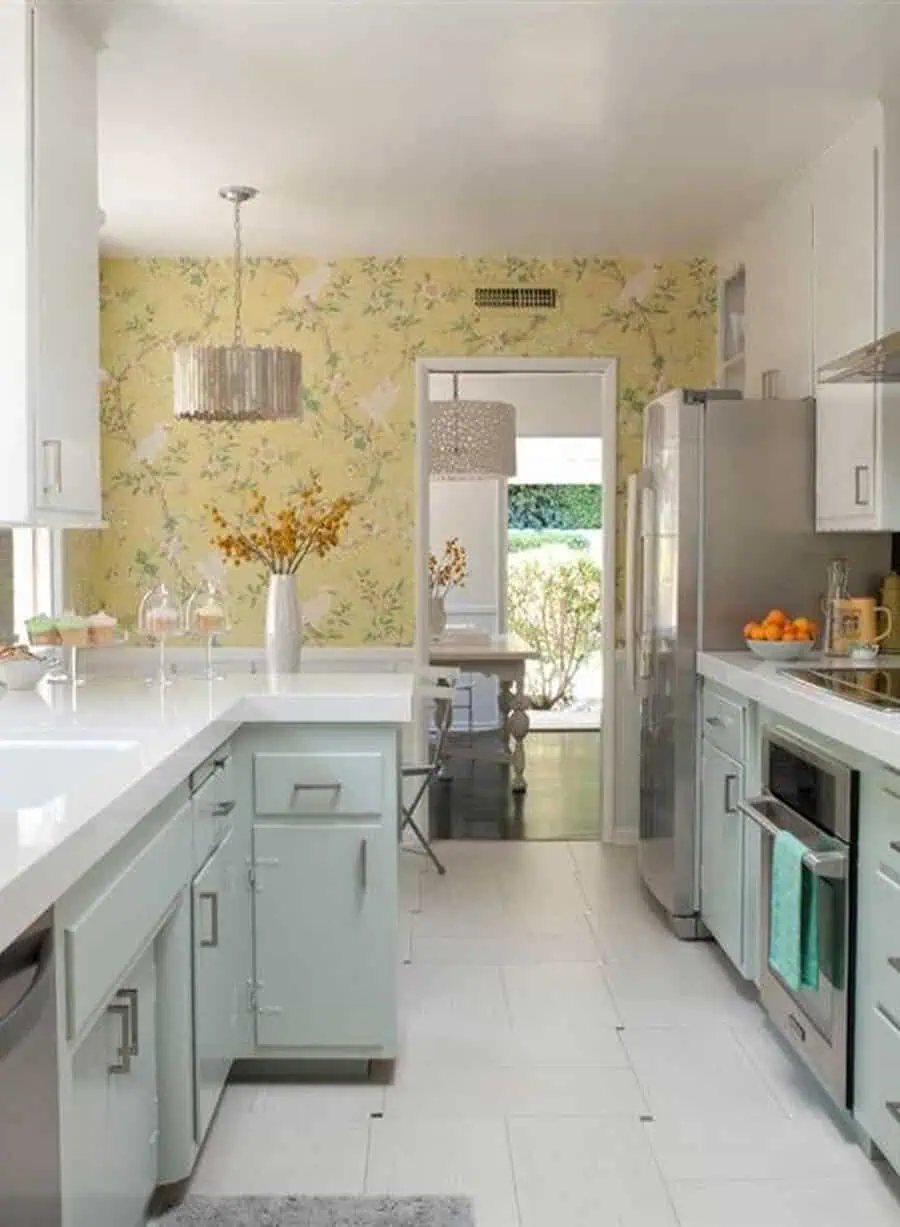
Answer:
[0,910,61,1226]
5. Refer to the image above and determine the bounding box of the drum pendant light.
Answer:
[430,374,517,480]
[173,186,302,422]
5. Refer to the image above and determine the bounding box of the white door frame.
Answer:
[415,356,619,843]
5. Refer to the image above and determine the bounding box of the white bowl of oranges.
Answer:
[744,610,817,661]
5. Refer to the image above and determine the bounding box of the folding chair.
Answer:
[400,672,458,876]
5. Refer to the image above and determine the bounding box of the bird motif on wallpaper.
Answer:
[302,587,336,629]
[358,379,399,424]
[133,423,171,465]
[615,263,658,307]
[291,262,334,306]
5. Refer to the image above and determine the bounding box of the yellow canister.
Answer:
[880,573,900,653]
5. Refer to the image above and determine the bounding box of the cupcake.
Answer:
[146,605,180,637]
[87,609,118,645]
[25,614,59,646]
[194,597,226,634]
[56,612,89,647]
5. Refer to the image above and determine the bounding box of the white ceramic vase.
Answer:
[266,574,302,673]
[429,594,447,639]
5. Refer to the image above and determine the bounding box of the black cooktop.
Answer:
[781,665,900,711]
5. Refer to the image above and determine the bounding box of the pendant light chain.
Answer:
[232,195,244,348]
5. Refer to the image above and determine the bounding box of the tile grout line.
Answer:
[503,1115,526,1227]
[727,1021,795,1121]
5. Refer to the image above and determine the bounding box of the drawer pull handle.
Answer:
[891,840,900,855]
[724,773,738,815]
[855,464,871,506]
[705,716,724,727]
[292,782,342,797]
[210,800,236,818]
[787,1013,806,1043]
[359,837,368,890]
[116,987,139,1055]
[107,1002,132,1074]
[41,439,63,495]
[199,891,220,948]
[889,957,900,977]
[887,1102,900,1125]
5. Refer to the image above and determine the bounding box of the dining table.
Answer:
[429,631,538,792]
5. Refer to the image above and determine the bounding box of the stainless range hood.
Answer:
[817,331,900,383]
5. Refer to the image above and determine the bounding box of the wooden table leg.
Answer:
[502,669,530,793]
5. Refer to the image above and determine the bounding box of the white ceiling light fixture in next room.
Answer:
[430,374,517,480]
[173,186,302,422]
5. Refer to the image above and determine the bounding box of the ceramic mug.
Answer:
[830,597,893,654]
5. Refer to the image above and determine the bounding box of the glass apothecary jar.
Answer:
[185,581,230,680]
[138,583,183,686]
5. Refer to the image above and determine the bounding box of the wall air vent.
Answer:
[474,287,558,310]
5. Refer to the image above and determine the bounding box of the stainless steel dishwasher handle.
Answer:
[0,930,53,1061]
[738,798,847,880]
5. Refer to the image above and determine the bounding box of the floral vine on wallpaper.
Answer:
[78,255,716,646]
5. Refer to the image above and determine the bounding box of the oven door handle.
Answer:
[738,797,848,880]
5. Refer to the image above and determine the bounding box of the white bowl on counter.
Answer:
[0,656,51,691]
[745,638,816,662]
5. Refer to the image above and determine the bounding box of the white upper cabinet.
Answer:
[812,104,900,531]
[0,2,102,526]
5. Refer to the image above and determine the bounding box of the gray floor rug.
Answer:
[153,1195,474,1227]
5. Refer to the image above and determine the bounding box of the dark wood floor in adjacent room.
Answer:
[429,729,602,841]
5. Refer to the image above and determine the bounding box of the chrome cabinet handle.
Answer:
[854,464,871,506]
[210,800,236,818]
[705,715,724,728]
[41,439,62,495]
[116,988,139,1055]
[738,798,848,879]
[888,957,900,977]
[107,1002,132,1074]
[890,840,900,854]
[359,838,368,890]
[724,773,738,815]
[291,782,342,803]
[887,1102,900,1125]
[199,891,219,948]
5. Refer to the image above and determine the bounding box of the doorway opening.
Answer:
[415,358,617,844]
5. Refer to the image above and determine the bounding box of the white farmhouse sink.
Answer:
[0,739,140,808]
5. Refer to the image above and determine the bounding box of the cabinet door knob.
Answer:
[107,1002,132,1074]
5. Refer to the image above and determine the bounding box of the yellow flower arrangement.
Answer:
[429,537,469,597]
[209,482,357,575]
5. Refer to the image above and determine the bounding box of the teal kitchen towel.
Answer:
[769,829,820,991]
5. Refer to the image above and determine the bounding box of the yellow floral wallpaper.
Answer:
[69,256,716,645]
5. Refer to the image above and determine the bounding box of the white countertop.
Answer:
[698,650,900,769]
[0,672,414,950]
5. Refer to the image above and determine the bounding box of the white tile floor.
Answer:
[193,840,900,1226]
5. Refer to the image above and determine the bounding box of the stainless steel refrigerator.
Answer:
[624,388,889,936]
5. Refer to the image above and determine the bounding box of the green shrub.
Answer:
[507,555,603,709]
[508,530,590,553]
[508,484,602,531]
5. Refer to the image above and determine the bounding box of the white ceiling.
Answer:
[88,0,900,256]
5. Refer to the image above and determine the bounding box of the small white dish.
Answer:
[745,638,816,662]
[849,642,880,663]
[0,656,51,691]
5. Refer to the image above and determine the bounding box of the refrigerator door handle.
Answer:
[625,472,641,692]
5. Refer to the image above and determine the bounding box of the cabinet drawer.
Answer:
[701,687,745,761]
[192,753,235,868]
[858,1003,900,1173]
[253,751,384,818]
[64,804,191,1041]
[870,865,900,1025]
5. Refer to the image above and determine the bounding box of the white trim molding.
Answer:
[415,355,619,842]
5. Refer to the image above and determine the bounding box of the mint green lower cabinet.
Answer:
[699,740,745,970]
[192,828,241,1142]
[854,769,900,1174]
[252,821,396,1053]
[68,945,158,1227]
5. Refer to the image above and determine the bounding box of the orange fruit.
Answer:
[754,625,769,641]
[743,621,759,639]
[792,616,812,635]
[782,628,797,641]
[765,609,788,628]
[765,623,783,642]
[795,629,813,641]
